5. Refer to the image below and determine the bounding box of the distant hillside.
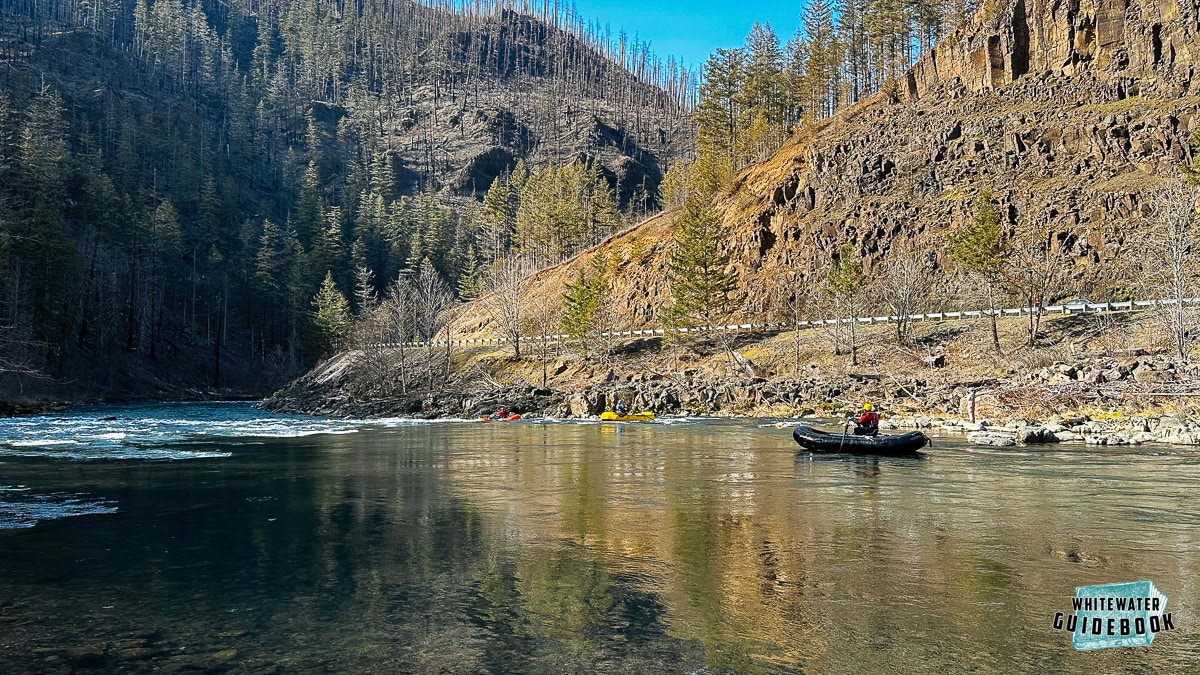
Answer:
[0,0,694,403]
[463,0,1200,335]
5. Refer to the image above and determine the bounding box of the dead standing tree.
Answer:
[767,269,813,377]
[413,260,455,389]
[1005,217,1076,348]
[874,238,935,345]
[482,254,535,359]
[380,273,417,394]
[1138,182,1200,360]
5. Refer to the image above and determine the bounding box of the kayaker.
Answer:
[491,406,509,420]
[853,403,879,436]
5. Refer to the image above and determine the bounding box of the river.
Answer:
[1,402,1196,673]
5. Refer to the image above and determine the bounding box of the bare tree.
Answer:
[348,301,390,397]
[1138,182,1200,360]
[875,238,935,344]
[1005,220,1076,348]
[413,259,455,388]
[768,270,812,377]
[373,275,408,395]
[526,295,562,388]
[482,254,534,358]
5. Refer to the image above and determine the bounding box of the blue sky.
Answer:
[568,0,804,72]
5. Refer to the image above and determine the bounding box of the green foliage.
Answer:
[560,257,609,355]
[515,161,620,264]
[824,244,869,300]
[664,197,736,333]
[311,271,352,354]
[948,191,1005,276]
[19,83,69,199]
[947,190,1007,353]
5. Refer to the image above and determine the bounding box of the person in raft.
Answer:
[614,400,628,416]
[853,403,880,436]
[491,406,509,420]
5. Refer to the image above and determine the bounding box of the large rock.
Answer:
[568,393,592,418]
[968,431,1018,446]
[1017,426,1060,443]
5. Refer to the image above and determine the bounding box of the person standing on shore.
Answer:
[968,388,977,423]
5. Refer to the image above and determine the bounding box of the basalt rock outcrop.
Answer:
[452,0,1200,338]
[905,0,1199,101]
[725,0,1199,303]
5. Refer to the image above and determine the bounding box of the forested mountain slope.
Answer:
[0,0,693,403]
[461,0,1200,339]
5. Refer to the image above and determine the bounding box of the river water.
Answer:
[1,402,1196,673]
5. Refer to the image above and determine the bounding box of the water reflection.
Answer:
[0,411,1197,673]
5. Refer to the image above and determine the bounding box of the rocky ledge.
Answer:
[890,413,1200,447]
[258,349,1200,447]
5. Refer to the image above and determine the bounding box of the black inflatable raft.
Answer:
[792,425,929,456]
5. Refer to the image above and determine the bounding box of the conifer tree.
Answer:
[293,161,323,248]
[663,195,736,334]
[480,172,516,262]
[560,258,609,358]
[312,271,351,354]
[694,48,748,170]
[948,191,1007,353]
[823,244,869,364]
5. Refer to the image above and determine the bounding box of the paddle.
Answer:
[838,416,851,452]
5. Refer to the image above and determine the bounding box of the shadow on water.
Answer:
[2,405,1199,674]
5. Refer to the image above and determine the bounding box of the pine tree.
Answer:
[663,196,736,333]
[948,190,1007,353]
[293,161,323,248]
[312,271,351,354]
[694,48,748,170]
[19,82,70,200]
[456,244,480,300]
[480,172,516,262]
[353,264,377,318]
[560,263,606,356]
[743,23,784,127]
[801,0,840,118]
[824,244,869,364]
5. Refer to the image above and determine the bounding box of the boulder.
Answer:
[568,393,591,418]
[968,431,1017,447]
[1017,426,1059,443]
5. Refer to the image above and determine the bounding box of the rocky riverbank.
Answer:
[257,347,1200,447]
[889,413,1200,447]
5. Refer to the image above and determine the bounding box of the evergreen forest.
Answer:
[0,0,974,400]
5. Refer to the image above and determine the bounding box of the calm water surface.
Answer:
[1,402,1198,673]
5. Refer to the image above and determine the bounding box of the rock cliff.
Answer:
[454,0,1200,335]
[724,0,1199,304]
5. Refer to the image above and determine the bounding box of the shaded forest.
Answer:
[0,0,990,404]
[0,0,695,401]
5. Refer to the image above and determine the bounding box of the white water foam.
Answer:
[0,486,118,529]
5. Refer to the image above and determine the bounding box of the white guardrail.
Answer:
[366,298,1200,349]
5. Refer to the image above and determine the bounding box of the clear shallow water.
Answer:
[1,403,1198,673]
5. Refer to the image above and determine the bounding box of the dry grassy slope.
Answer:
[724,0,1200,303]
[454,212,677,337]
[458,0,1200,339]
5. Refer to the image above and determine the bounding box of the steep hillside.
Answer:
[726,0,1199,298]
[0,0,694,405]
[464,0,1200,334]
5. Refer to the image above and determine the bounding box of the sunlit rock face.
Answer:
[715,0,1199,312]
[907,0,1199,100]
